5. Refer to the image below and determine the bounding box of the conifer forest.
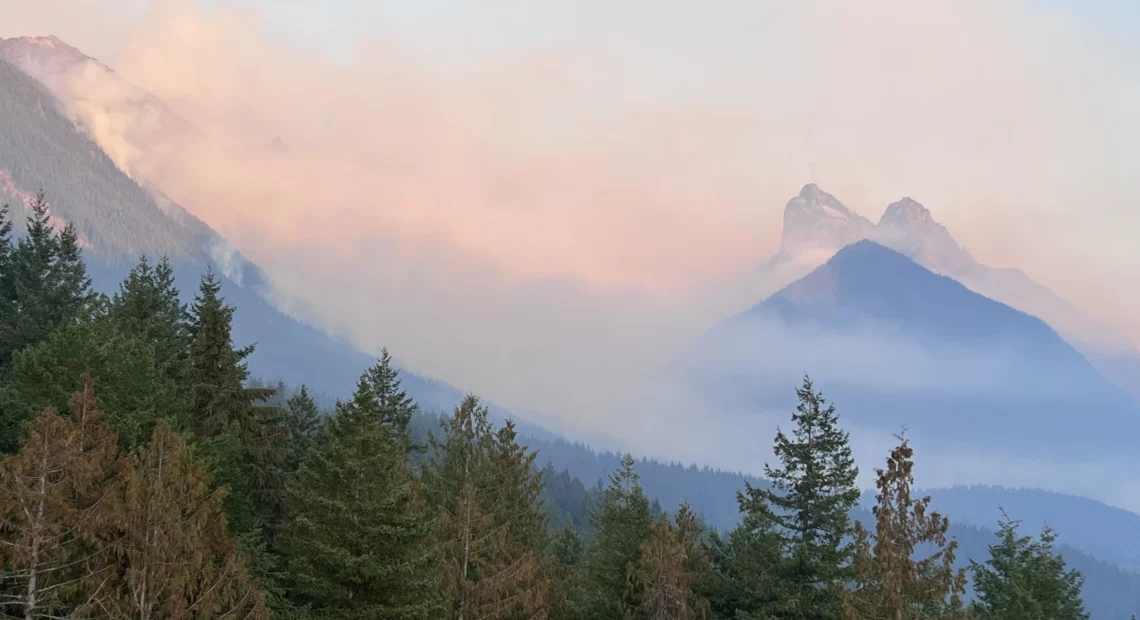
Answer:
[0,198,1104,619]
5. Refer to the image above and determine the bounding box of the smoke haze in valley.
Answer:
[4,0,1140,504]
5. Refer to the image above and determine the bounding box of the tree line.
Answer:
[0,198,1096,619]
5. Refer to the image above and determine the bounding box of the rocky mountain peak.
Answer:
[779,184,876,256]
[880,196,933,226]
[0,35,91,74]
[792,183,856,216]
[877,196,975,276]
[773,185,977,277]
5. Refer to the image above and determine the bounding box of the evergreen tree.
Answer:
[187,268,267,437]
[0,377,120,618]
[971,513,1088,620]
[3,193,56,366]
[283,385,322,476]
[492,419,551,588]
[0,321,176,452]
[705,497,786,620]
[279,374,438,620]
[112,422,268,619]
[423,398,550,620]
[542,465,598,534]
[0,205,13,362]
[576,454,654,619]
[186,269,285,535]
[840,435,968,620]
[633,504,709,620]
[366,348,417,441]
[0,193,93,369]
[109,255,190,385]
[50,212,92,325]
[745,377,860,619]
[0,203,11,273]
[549,525,586,620]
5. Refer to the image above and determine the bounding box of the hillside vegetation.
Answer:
[0,204,1132,618]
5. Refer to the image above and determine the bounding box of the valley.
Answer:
[0,24,1138,620]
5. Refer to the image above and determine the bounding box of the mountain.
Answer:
[761,184,1140,400]
[875,196,977,276]
[0,48,209,261]
[7,34,1140,617]
[779,184,878,259]
[0,35,197,184]
[689,241,1140,457]
[915,486,1140,572]
[0,42,589,452]
[0,49,488,421]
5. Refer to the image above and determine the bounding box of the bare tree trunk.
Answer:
[25,432,49,620]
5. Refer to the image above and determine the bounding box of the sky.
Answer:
[3,0,1140,486]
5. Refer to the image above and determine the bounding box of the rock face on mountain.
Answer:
[0,53,209,261]
[771,185,979,279]
[876,197,977,277]
[760,184,1139,400]
[780,184,877,257]
[689,241,1140,456]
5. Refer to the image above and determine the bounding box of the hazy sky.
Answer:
[3,1,1140,472]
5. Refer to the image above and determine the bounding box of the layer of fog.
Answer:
[627,402,1140,515]
[627,312,1140,513]
[5,0,1140,504]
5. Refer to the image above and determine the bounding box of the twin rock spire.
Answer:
[778,183,975,277]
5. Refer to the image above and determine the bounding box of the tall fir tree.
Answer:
[705,497,786,620]
[49,210,92,325]
[632,504,709,620]
[491,419,551,596]
[840,435,968,620]
[0,193,93,369]
[423,397,551,620]
[4,193,56,366]
[186,269,286,535]
[971,513,1088,620]
[112,422,268,619]
[283,385,322,477]
[0,204,13,364]
[366,348,417,441]
[549,525,586,620]
[279,374,439,620]
[0,203,11,269]
[576,453,654,620]
[0,377,121,618]
[109,255,190,386]
[187,268,265,437]
[738,376,860,620]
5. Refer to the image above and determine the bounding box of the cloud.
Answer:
[5,0,1140,476]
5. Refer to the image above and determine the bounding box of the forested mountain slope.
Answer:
[917,486,1140,572]
[0,54,493,406]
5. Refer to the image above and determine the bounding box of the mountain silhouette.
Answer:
[689,240,1140,457]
